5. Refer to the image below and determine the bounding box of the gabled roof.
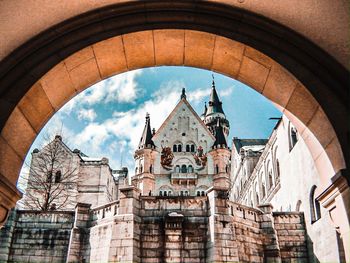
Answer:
[232,138,268,153]
[138,113,155,149]
[152,96,215,141]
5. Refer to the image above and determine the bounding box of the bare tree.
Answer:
[22,134,79,211]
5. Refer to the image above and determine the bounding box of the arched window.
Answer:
[276,159,280,178]
[256,193,260,205]
[173,145,177,152]
[215,165,219,174]
[159,191,163,196]
[191,144,195,152]
[175,165,180,173]
[188,165,193,173]
[296,200,302,212]
[268,171,274,189]
[225,165,229,173]
[149,165,153,173]
[55,170,61,183]
[201,191,205,196]
[140,165,143,173]
[164,191,167,196]
[181,165,187,173]
[135,167,138,174]
[178,144,182,152]
[168,191,172,196]
[186,144,190,152]
[262,182,266,199]
[310,185,321,223]
[197,191,200,196]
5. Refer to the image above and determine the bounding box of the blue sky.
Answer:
[18,66,281,190]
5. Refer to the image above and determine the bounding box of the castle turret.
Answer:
[133,113,157,195]
[204,76,230,138]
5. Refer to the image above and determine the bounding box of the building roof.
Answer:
[232,138,268,153]
[206,79,225,116]
[138,113,155,149]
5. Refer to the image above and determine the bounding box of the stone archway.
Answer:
[0,1,348,258]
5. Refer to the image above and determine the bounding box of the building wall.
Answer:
[231,116,342,262]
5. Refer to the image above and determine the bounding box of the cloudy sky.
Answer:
[18,66,281,191]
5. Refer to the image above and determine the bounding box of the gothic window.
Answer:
[175,165,180,173]
[188,165,193,173]
[310,185,321,223]
[256,193,259,205]
[201,191,205,196]
[180,191,184,196]
[159,191,163,196]
[262,182,266,199]
[140,165,143,173]
[173,145,177,152]
[164,191,167,196]
[276,159,280,178]
[191,144,195,152]
[135,167,138,174]
[55,170,61,183]
[178,144,182,152]
[215,165,219,174]
[181,165,187,173]
[197,191,200,196]
[168,191,172,196]
[225,165,229,173]
[186,144,190,152]
[149,165,153,173]
[268,171,274,189]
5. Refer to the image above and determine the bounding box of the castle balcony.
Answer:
[171,172,198,185]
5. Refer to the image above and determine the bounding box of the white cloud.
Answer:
[77,108,97,122]
[219,86,234,97]
[187,88,210,104]
[60,69,143,115]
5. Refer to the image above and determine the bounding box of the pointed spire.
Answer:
[138,113,155,149]
[181,88,186,99]
[207,75,224,116]
[213,118,227,148]
[201,102,207,117]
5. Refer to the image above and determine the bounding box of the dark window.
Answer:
[186,145,190,152]
[268,171,273,189]
[188,165,193,173]
[201,191,205,196]
[173,145,177,152]
[181,165,187,173]
[215,165,219,174]
[159,191,163,196]
[180,191,184,196]
[310,185,321,223]
[276,160,280,178]
[191,145,195,152]
[150,165,153,173]
[197,191,200,196]
[164,191,167,196]
[262,183,266,198]
[178,144,182,152]
[47,171,53,183]
[55,171,61,183]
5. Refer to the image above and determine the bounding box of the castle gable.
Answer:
[152,98,215,153]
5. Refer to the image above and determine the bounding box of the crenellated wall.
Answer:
[0,187,309,263]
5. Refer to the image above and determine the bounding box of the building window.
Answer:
[188,165,193,173]
[149,165,153,173]
[262,182,266,199]
[197,191,200,196]
[164,191,167,196]
[168,191,172,196]
[276,159,280,178]
[175,165,180,173]
[215,165,219,174]
[178,144,182,152]
[268,171,274,189]
[186,144,190,152]
[310,185,321,223]
[159,191,163,196]
[191,144,195,152]
[201,191,205,196]
[181,164,187,173]
[289,124,298,151]
[55,170,62,183]
[173,145,177,152]
[140,165,143,173]
[135,167,138,174]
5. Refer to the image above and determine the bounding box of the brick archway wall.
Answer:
[0,2,348,234]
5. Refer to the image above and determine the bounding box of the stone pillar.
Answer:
[66,203,91,263]
[0,209,17,261]
[108,186,141,262]
[318,173,350,263]
[164,212,184,263]
[0,175,21,227]
[257,204,281,263]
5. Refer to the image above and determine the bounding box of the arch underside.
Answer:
[0,1,348,210]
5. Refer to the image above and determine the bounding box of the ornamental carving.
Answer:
[161,146,174,169]
[193,146,207,168]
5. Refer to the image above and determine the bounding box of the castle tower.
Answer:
[133,113,157,195]
[203,76,230,138]
[205,78,231,191]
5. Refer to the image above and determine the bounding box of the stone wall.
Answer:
[0,210,74,262]
[0,188,310,263]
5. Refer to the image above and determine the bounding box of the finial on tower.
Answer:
[181,88,186,99]
[212,74,215,88]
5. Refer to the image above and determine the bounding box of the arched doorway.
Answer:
[0,2,348,259]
